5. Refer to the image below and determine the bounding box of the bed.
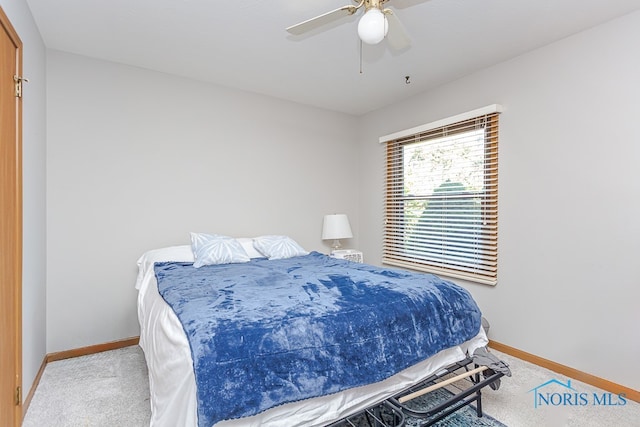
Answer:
[135,235,491,427]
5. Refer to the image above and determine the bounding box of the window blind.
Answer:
[383,112,499,285]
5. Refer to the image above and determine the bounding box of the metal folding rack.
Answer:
[327,357,505,427]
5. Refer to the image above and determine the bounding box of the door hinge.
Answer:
[14,75,28,98]
[15,386,21,406]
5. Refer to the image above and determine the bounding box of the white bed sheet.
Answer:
[136,247,489,427]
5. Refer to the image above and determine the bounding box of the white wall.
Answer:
[46,51,360,352]
[0,0,47,400]
[358,11,640,390]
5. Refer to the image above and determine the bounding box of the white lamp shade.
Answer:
[357,8,388,45]
[322,214,353,240]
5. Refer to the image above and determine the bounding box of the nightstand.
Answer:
[330,249,363,263]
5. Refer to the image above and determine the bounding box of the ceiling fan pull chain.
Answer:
[359,39,364,74]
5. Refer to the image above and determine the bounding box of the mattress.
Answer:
[136,245,488,427]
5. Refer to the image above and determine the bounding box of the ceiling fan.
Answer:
[286,0,414,50]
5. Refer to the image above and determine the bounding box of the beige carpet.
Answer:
[479,350,639,427]
[23,345,640,426]
[23,346,150,426]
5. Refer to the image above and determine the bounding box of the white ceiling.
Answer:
[26,0,640,116]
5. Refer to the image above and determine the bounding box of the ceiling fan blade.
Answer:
[391,0,431,9]
[286,5,359,35]
[385,10,411,50]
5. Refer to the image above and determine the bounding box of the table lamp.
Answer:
[322,214,353,251]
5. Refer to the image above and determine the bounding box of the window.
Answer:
[382,106,500,285]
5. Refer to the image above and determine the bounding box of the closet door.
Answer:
[0,6,22,426]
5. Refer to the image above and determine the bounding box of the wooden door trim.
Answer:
[0,6,23,426]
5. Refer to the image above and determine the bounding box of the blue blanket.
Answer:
[155,252,481,427]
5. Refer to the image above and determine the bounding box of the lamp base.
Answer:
[331,240,342,251]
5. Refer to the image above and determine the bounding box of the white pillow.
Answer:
[136,245,195,268]
[190,233,250,268]
[235,237,266,258]
[253,235,309,260]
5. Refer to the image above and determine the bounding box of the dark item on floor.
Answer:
[327,353,508,427]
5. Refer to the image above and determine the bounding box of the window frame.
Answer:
[381,106,501,285]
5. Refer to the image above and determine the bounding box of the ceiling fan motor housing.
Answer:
[360,0,389,11]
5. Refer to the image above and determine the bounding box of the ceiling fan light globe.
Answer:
[358,8,388,45]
